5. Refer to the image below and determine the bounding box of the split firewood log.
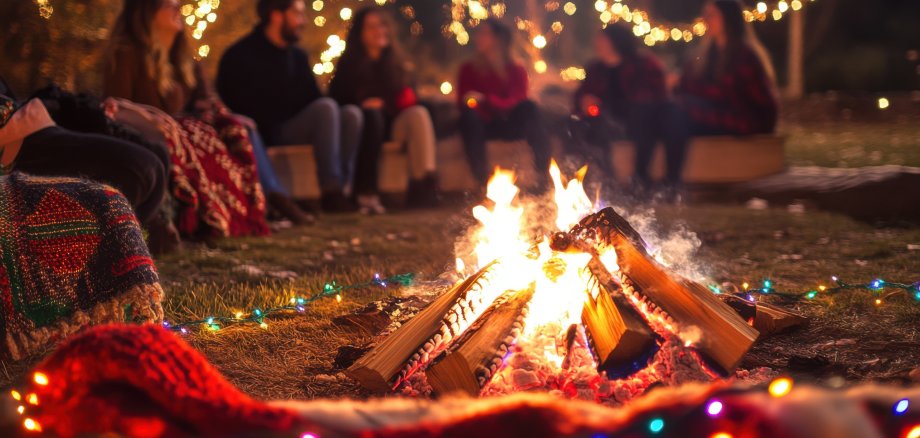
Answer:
[347,261,501,392]
[571,208,759,374]
[426,287,535,396]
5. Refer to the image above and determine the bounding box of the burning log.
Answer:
[347,262,501,392]
[550,231,659,378]
[582,259,660,378]
[573,208,760,374]
[721,295,808,335]
[754,302,808,334]
[426,287,535,396]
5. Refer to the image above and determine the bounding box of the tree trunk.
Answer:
[784,7,805,99]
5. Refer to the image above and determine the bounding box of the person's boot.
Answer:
[407,173,441,208]
[267,191,315,225]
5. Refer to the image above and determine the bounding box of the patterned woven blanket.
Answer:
[0,172,163,360]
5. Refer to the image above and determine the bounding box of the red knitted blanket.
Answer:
[10,324,919,437]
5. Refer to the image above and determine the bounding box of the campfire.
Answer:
[348,162,762,403]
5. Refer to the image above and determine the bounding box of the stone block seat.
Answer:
[266,134,785,199]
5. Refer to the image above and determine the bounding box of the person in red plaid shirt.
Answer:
[675,0,779,136]
[457,19,552,189]
[570,24,687,195]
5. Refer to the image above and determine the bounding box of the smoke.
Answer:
[613,206,706,282]
[452,169,706,284]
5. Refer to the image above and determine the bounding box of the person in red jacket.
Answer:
[675,0,779,136]
[329,7,439,213]
[571,24,687,193]
[457,19,551,188]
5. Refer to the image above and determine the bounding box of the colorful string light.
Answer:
[895,399,910,416]
[160,273,916,333]
[706,399,724,417]
[6,369,914,435]
[729,277,920,306]
[162,273,414,332]
[768,377,792,397]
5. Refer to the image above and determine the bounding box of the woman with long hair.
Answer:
[676,0,779,135]
[329,7,439,213]
[457,19,551,189]
[572,23,687,193]
[103,0,311,237]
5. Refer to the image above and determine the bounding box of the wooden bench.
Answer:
[611,135,786,184]
[266,135,785,199]
[267,139,543,198]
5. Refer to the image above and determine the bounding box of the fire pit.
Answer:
[348,162,760,404]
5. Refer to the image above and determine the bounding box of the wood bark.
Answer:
[427,287,535,396]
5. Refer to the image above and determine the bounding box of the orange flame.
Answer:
[549,160,593,232]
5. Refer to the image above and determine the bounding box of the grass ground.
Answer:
[1,120,919,401]
[160,204,920,400]
[10,202,913,401]
[785,118,920,168]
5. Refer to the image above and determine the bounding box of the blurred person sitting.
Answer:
[571,24,687,193]
[218,0,362,213]
[0,80,170,250]
[329,7,439,213]
[675,0,779,136]
[456,19,551,189]
[103,0,289,237]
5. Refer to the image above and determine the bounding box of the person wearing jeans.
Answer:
[456,19,551,189]
[247,126,315,224]
[272,98,363,200]
[217,0,362,212]
[571,24,687,197]
[459,100,551,187]
[329,7,440,213]
[0,95,166,229]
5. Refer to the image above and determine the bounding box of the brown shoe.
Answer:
[267,192,315,225]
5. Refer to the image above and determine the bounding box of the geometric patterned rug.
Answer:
[0,172,163,360]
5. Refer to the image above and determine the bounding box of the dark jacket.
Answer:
[328,56,416,117]
[217,29,322,145]
[573,53,668,118]
[676,45,778,135]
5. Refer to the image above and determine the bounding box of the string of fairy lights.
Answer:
[447,0,816,48]
[32,0,815,84]
[714,277,920,306]
[152,273,918,334]
[445,0,817,81]
[162,272,414,333]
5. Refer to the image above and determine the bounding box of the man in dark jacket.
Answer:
[217,0,361,211]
